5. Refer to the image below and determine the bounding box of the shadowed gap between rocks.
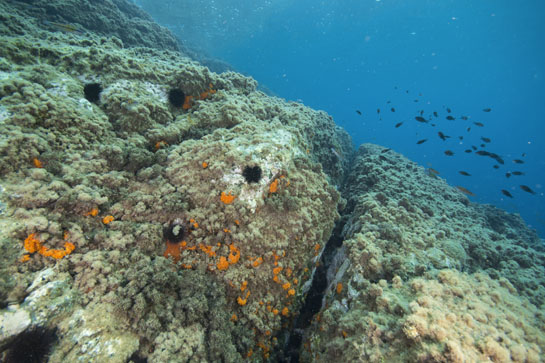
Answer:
[279,216,347,362]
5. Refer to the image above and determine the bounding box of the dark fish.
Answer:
[471,146,477,150]
[387,100,391,104]
[431,123,436,127]
[416,139,428,144]
[476,150,503,164]
[356,110,362,115]
[456,186,475,196]
[459,171,471,176]
[446,115,455,120]
[490,153,504,164]
[513,159,524,164]
[377,108,380,114]
[438,131,450,141]
[419,93,423,96]
[461,116,469,120]
[391,107,395,112]
[447,108,452,113]
[395,122,403,128]
[522,153,526,157]
[483,108,492,112]
[520,185,536,195]
[480,144,485,148]
[464,149,472,153]
[481,137,491,143]
[415,116,427,123]
[512,171,525,176]
[406,90,409,93]
[381,148,391,153]
[458,136,464,140]
[444,150,454,156]
[414,99,419,102]
[493,165,499,169]
[433,111,438,117]
[428,168,440,175]
[473,122,484,127]
[501,190,513,198]
[467,127,471,132]
[506,172,511,178]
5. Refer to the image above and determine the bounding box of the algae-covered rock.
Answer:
[304,269,544,362]
[341,144,544,304]
[0,1,350,361]
[3,0,543,361]
[300,144,545,362]
[0,0,180,52]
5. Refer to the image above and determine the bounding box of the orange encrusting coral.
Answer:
[228,244,240,264]
[269,179,279,193]
[33,158,43,168]
[155,140,168,150]
[199,243,216,257]
[217,256,229,271]
[281,307,289,317]
[163,242,180,260]
[182,95,193,110]
[202,161,208,169]
[39,242,75,259]
[220,191,236,204]
[287,288,296,296]
[102,215,114,224]
[22,233,75,260]
[189,218,199,229]
[282,282,291,290]
[24,233,41,253]
[237,290,251,306]
[199,83,217,100]
[85,208,99,216]
[252,257,264,267]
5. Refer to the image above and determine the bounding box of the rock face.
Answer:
[300,144,545,362]
[0,1,351,361]
[0,0,180,52]
[0,2,544,363]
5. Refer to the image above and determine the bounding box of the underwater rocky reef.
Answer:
[0,1,543,362]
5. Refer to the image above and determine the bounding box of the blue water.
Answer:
[136,0,545,237]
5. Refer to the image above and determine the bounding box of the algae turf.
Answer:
[0,0,351,361]
[299,145,545,362]
[2,0,543,362]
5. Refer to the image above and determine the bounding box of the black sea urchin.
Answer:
[168,88,185,108]
[5,326,58,363]
[83,82,102,103]
[163,219,187,243]
[242,165,262,183]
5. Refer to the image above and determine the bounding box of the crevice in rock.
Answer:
[279,215,348,362]
[275,151,357,362]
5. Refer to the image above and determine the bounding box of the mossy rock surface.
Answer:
[0,1,350,361]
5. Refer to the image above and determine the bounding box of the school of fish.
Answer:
[354,88,538,199]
